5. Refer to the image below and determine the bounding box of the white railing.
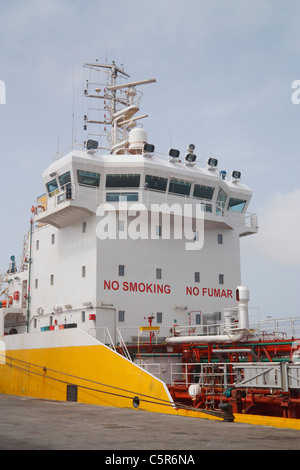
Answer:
[116,317,300,346]
[88,326,116,351]
[116,328,132,361]
[250,317,300,340]
[170,361,300,392]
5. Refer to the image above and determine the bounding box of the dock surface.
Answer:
[0,395,299,451]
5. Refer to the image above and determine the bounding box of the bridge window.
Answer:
[58,171,71,187]
[46,179,58,196]
[193,184,214,200]
[145,175,168,192]
[77,170,100,187]
[169,179,191,196]
[106,174,140,188]
[216,189,227,215]
[228,198,246,212]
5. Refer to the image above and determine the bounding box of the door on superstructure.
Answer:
[96,308,116,346]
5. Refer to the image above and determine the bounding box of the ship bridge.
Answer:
[34,61,257,235]
[34,143,258,237]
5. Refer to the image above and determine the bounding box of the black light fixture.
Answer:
[207,157,218,168]
[231,170,241,180]
[185,144,196,164]
[143,143,155,154]
[86,139,99,150]
[185,153,196,163]
[168,148,180,159]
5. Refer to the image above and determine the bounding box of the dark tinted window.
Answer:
[193,184,214,200]
[169,179,191,196]
[77,170,100,187]
[145,175,168,192]
[106,174,140,188]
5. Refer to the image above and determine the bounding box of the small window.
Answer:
[106,174,140,188]
[195,313,201,325]
[82,221,86,233]
[168,179,191,196]
[219,274,224,285]
[118,310,125,322]
[34,318,37,328]
[50,274,54,286]
[156,312,163,324]
[81,311,86,322]
[36,240,39,250]
[156,268,162,280]
[119,265,125,276]
[51,234,55,245]
[82,266,86,278]
[58,171,71,188]
[77,170,100,187]
[195,272,200,283]
[35,279,38,289]
[145,175,168,192]
[217,234,223,244]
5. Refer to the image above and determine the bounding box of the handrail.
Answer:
[116,328,132,361]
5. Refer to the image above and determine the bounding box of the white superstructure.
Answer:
[1,62,258,344]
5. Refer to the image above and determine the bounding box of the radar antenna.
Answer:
[83,61,156,151]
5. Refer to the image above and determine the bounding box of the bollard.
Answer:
[219,403,235,422]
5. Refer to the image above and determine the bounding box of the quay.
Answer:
[0,395,299,450]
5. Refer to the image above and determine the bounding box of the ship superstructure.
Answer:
[1,62,257,339]
[1,62,300,424]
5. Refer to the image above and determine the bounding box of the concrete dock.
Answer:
[0,394,299,451]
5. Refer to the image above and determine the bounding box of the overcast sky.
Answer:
[0,0,299,319]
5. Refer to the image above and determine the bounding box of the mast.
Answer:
[83,61,156,151]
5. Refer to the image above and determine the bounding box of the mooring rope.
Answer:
[0,352,226,418]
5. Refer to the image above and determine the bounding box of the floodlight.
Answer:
[231,170,241,180]
[185,153,196,163]
[168,148,180,159]
[207,157,218,168]
[143,143,155,154]
[86,139,99,150]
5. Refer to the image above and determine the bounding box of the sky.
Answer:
[0,0,299,320]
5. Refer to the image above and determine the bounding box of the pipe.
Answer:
[26,218,33,333]
[166,286,250,345]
